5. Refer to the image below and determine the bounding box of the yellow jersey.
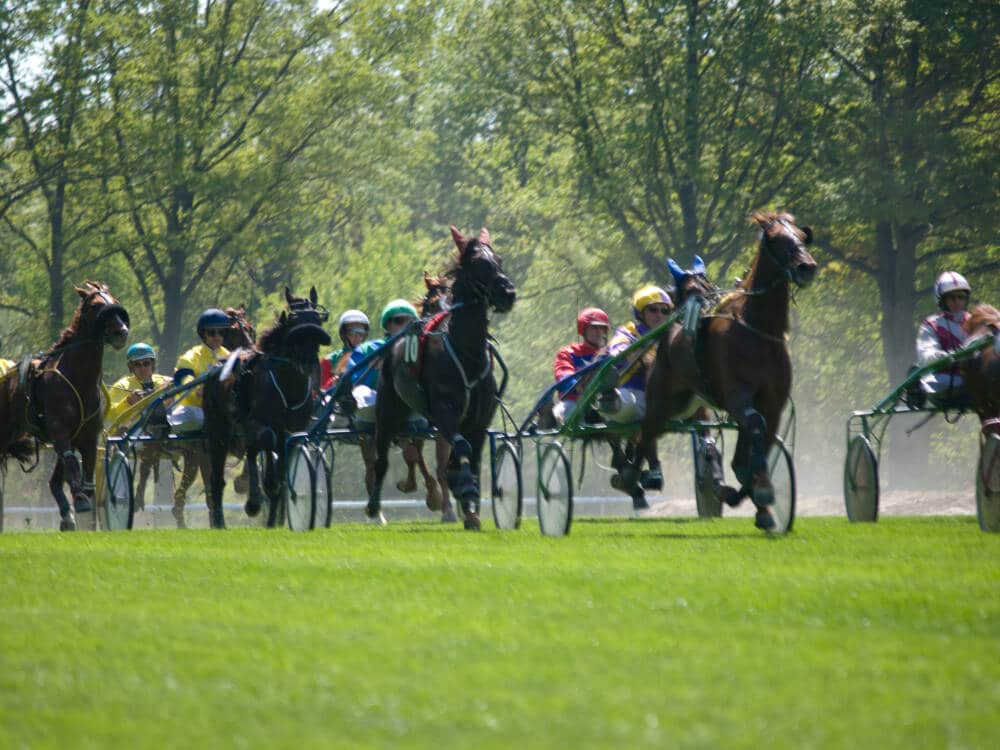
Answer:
[174,344,229,408]
[106,372,171,424]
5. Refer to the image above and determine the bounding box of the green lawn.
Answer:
[1,517,997,749]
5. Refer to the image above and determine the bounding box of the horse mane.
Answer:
[49,280,110,351]
[257,316,287,354]
[964,304,1000,337]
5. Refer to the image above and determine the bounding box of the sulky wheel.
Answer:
[976,434,1000,533]
[312,442,334,529]
[286,442,315,531]
[693,436,723,518]
[491,439,523,530]
[844,435,879,523]
[767,438,796,534]
[104,449,135,531]
[536,441,573,537]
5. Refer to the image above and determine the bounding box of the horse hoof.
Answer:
[721,486,743,507]
[463,512,481,531]
[755,508,776,532]
[210,510,226,529]
[425,482,443,511]
[640,469,663,490]
[440,506,458,524]
[245,497,262,517]
[610,473,625,491]
[233,474,249,495]
[396,478,417,494]
[632,492,650,512]
[366,511,388,526]
[59,516,76,532]
[74,495,93,513]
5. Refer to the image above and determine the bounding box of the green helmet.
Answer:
[126,342,156,362]
[379,299,418,331]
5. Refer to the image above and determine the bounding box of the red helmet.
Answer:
[577,307,610,336]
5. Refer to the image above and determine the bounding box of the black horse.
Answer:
[202,287,330,528]
[366,226,516,530]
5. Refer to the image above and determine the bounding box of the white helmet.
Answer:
[337,309,369,329]
[934,271,971,309]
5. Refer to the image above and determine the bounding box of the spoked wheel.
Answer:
[312,442,334,529]
[104,450,135,531]
[766,438,796,534]
[844,435,879,522]
[693,436,723,518]
[286,442,315,531]
[976,434,1000,533]
[537,441,573,537]
[491,439,523,530]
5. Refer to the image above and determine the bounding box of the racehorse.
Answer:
[630,211,817,530]
[140,305,259,516]
[0,282,129,530]
[961,305,1000,431]
[365,226,516,529]
[202,287,330,528]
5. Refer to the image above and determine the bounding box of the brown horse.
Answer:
[203,287,330,528]
[0,282,129,530]
[632,212,817,531]
[961,305,1000,431]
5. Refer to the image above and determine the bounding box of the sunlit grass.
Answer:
[1,517,997,749]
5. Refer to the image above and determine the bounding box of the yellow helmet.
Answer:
[631,285,672,322]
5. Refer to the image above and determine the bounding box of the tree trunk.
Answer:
[158,253,187,368]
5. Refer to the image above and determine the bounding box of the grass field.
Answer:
[1,516,997,749]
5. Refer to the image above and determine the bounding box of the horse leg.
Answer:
[173,449,199,527]
[135,449,153,511]
[47,450,74,531]
[360,436,376,497]
[459,427,489,531]
[75,437,99,530]
[367,384,408,525]
[199,439,224,529]
[397,440,418,493]
[399,439,442,511]
[435,436,457,523]
[725,392,774,530]
[233,459,251,495]
[243,446,264,517]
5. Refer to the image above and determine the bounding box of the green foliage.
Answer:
[1,519,997,748]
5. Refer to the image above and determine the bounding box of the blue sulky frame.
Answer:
[491,305,798,538]
[283,323,513,530]
[842,334,997,526]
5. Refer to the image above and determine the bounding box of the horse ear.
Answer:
[75,286,89,298]
[279,311,287,324]
[285,287,294,306]
[450,225,466,252]
[801,226,814,245]
[478,227,492,246]
[309,286,318,305]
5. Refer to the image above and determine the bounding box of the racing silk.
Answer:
[553,342,603,401]
[107,372,171,424]
[916,310,970,375]
[174,344,229,408]
[0,358,15,378]
[347,338,386,390]
[608,320,652,391]
[321,346,353,391]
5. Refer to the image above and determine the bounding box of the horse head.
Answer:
[752,212,817,289]
[76,281,129,350]
[419,271,452,317]
[268,286,331,366]
[224,305,257,350]
[448,226,516,314]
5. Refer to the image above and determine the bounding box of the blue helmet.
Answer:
[126,342,156,362]
[197,308,231,333]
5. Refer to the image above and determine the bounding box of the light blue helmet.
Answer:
[126,342,155,362]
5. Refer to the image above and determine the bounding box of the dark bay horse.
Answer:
[632,212,817,531]
[203,287,330,528]
[366,226,516,530]
[0,282,129,530]
[961,305,1000,432]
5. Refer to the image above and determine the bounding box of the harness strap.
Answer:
[442,336,493,394]
[268,370,313,412]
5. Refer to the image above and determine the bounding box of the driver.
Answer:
[552,307,610,425]
[916,271,972,406]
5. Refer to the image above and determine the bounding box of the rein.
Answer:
[267,368,313,412]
